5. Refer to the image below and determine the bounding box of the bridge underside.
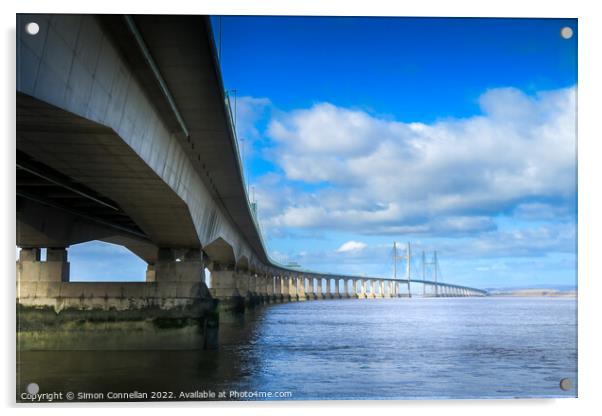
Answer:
[17,93,203,263]
[15,14,486,351]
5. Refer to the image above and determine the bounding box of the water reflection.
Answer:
[17,298,577,401]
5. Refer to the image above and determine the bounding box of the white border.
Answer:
[2,0,601,414]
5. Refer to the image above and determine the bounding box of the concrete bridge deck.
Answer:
[16,14,485,349]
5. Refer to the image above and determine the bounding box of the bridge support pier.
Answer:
[265,275,274,302]
[317,278,324,299]
[335,279,341,299]
[279,276,288,302]
[288,276,298,301]
[17,247,70,285]
[378,280,385,298]
[359,279,367,299]
[247,274,257,304]
[344,279,351,298]
[296,276,306,301]
[273,276,282,302]
[18,246,217,350]
[366,281,372,298]
[210,261,246,313]
[252,274,264,304]
[305,277,313,300]
[261,275,269,303]
[237,270,260,308]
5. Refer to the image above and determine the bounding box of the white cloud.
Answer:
[255,86,576,235]
[336,240,367,252]
[234,96,271,140]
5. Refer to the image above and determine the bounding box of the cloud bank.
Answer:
[252,86,576,237]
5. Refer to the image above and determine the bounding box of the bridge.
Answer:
[16,14,486,349]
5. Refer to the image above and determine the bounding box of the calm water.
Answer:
[18,297,577,401]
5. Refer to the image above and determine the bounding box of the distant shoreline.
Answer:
[487,289,577,298]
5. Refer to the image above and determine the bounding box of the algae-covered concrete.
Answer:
[17,302,218,351]
[16,246,220,351]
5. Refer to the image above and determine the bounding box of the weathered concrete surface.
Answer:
[16,14,264,269]
[296,276,307,301]
[16,244,221,350]
[17,302,218,351]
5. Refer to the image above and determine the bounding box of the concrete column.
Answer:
[307,277,317,300]
[266,275,274,301]
[334,279,340,299]
[253,274,264,303]
[288,276,298,301]
[305,277,313,300]
[267,274,274,301]
[262,274,267,301]
[378,280,385,298]
[279,276,288,302]
[237,270,258,307]
[210,262,240,300]
[344,279,350,298]
[17,247,70,282]
[155,248,204,282]
[258,274,265,301]
[366,280,374,299]
[145,264,156,282]
[317,277,323,299]
[273,276,281,302]
[249,273,257,299]
[236,269,250,298]
[297,276,306,301]
[359,279,366,299]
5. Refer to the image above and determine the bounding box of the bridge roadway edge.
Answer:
[15,14,487,351]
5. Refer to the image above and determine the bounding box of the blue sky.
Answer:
[68,17,577,289]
